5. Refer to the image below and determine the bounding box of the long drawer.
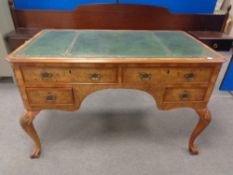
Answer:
[123,67,213,84]
[21,66,118,83]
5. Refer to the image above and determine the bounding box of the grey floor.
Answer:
[1,52,233,175]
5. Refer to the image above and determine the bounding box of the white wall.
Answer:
[0,0,14,77]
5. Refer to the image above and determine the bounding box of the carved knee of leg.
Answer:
[202,110,211,124]
[20,113,29,129]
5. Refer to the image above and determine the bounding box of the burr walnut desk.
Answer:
[6,30,225,158]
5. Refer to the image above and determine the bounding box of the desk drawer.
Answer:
[123,67,212,84]
[202,40,233,51]
[70,68,118,83]
[26,88,74,105]
[21,67,71,82]
[21,67,118,83]
[163,88,206,102]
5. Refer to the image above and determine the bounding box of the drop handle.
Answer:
[45,95,56,101]
[184,73,195,80]
[213,43,218,49]
[41,72,53,80]
[89,73,102,81]
[179,91,190,100]
[139,72,152,81]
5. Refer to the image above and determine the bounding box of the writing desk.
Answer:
[6,30,225,158]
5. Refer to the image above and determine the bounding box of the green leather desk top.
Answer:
[12,30,222,62]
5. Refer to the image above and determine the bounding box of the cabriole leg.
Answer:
[20,110,41,158]
[189,108,212,155]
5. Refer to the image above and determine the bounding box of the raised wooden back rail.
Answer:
[9,3,229,30]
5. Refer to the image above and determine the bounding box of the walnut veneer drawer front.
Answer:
[26,88,74,105]
[22,67,71,82]
[123,67,212,83]
[71,68,118,83]
[21,67,118,83]
[163,88,207,102]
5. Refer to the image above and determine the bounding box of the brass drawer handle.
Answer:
[45,95,56,101]
[184,73,195,80]
[139,72,152,81]
[89,73,102,81]
[179,91,190,100]
[41,72,53,80]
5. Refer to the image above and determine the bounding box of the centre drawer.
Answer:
[123,67,212,84]
[71,68,118,83]
[21,66,118,83]
[26,88,74,105]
